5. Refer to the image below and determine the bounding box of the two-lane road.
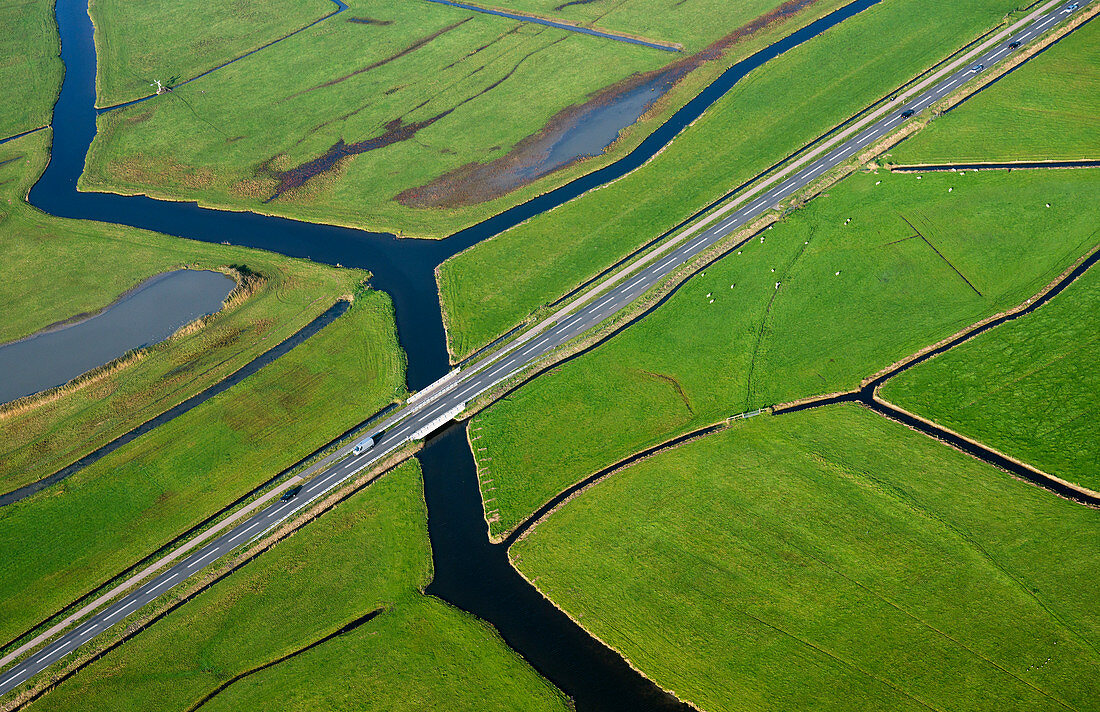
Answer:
[1,0,1087,696]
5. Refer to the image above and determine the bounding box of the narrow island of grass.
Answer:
[437,0,1043,360]
[90,0,337,106]
[25,461,569,712]
[880,258,1100,492]
[0,287,406,649]
[0,0,61,138]
[512,405,1100,712]
[471,167,1100,538]
[890,16,1100,164]
[0,131,401,493]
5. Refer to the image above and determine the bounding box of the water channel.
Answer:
[0,269,234,405]
[32,0,883,706]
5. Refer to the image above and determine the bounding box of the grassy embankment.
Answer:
[471,167,1100,537]
[438,0,1036,360]
[0,270,406,649]
[881,262,1100,492]
[0,132,404,493]
[90,0,335,106]
[0,0,63,138]
[512,405,1100,712]
[25,461,568,712]
[890,15,1100,164]
[80,0,847,236]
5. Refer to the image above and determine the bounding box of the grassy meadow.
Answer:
[489,0,840,52]
[90,0,335,106]
[26,461,568,712]
[0,289,405,649]
[0,132,403,493]
[0,0,63,138]
[81,0,847,236]
[512,405,1100,712]
[471,167,1100,537]
[892,16,1100,164]
[438,0,1030,360]
[882,261,1100,492]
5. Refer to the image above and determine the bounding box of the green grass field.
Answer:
[438,0,1032,360]
[0,291,405,649]
[512,405,1100,712]
[90,0,335,106]
[881,261,1100,492]
[80,0,846,236]
[892,16,1100,164]
[27,461,568,712]
[0,132,403,493]
[0,0,63,138]
[472,167,1100,537]
[486,0,834,52]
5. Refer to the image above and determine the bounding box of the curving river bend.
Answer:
[32,0,881,707]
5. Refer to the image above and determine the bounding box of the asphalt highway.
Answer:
[0,0,1086,696]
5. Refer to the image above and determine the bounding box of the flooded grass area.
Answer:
[80,0,847,236]
[468,168,1100,538]
[512,404,1100,712]
[435,0,1038,358]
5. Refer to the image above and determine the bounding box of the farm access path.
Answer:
[1,0,1089,701]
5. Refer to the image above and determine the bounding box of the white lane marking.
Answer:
[228,520,263,544]
[885,115,902,125]
[118,598,139,614]
[82,623,99,635]
[626,276,644,290]
[1,671,22,687]
[188,548,221,569]
[149,573,178,594]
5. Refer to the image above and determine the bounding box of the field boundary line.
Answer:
[0,448,417,711]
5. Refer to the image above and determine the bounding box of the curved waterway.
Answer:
[0,269,233,405]
[33,0,881,705]
[39,0,880,391]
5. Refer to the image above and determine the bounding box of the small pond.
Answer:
[0,269,235,404]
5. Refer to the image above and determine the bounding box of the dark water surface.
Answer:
[38,0,880,390]
[0,270,233,404]
[27,0,884,704]
[419,424,694,712]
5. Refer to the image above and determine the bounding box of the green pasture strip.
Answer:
[438,0,1031,360]
[893,16,1100,164]
[27,462,567,712]
[472,168,1100,537]
[0,0,62,138]
[90,0,335,106]
[513,405,1100,712]
[0,292,406,647]
[882,260,1100,492]
[0,132,396,492]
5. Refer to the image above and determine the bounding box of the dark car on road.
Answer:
[1009,40,1021,48]
[901,109,915,118]
[280,485,303,502]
